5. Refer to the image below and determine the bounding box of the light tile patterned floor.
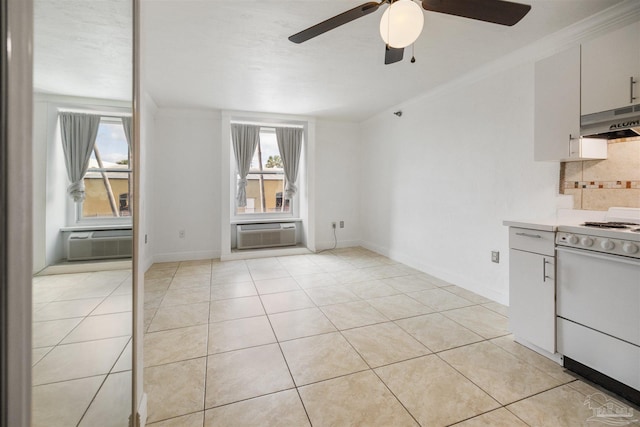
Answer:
[31,269,132,427]
[143,248,640,427]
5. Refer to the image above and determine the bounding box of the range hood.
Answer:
[580,104,640,140]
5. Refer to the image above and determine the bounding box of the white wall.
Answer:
[140,92,157,271]
[315,120,361,249]
[32,97,67,270]
[149,109,362,261]
[147,70,556,303]
[32,100,49,272]
[359,62,559,304]
[151,108,221,261]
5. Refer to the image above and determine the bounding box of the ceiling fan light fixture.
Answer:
[379,0,424,49]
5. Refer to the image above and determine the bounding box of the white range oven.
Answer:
[555,215,640,405]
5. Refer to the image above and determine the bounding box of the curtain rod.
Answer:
[230,120,304,129]
[58,108,132,119]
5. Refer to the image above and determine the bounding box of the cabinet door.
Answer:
[534,46,580,161]
[581,21,640,115]
[509,249,556,353]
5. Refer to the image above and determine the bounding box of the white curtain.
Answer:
[59,112,101,202]
[276,127,303,199]
[231,124,260,207]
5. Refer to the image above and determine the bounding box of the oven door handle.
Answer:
[556,246,640,267]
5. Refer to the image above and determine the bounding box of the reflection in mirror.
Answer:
[31,1,133,426]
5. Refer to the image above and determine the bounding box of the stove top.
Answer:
[557,219,640,258]
[582,221,640,229]
[557,219,640,250]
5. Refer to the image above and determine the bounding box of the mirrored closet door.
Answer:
[31,1,134,426]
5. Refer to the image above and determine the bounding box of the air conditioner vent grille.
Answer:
[67,230,133,261]
[92,229,132,238]
[236,223,296,250]
[240,223,281,231]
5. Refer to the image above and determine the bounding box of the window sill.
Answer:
[60,224,133,232]
[231,218,302,225]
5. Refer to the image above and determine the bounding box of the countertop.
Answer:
[503,209,608,232]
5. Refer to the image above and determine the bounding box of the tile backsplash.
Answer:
[560,137,640,211]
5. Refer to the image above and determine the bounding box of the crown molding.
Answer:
[530,0,640,60]
[373,0,640,120]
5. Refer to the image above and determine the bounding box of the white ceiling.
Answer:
[33,0,133,101]
[34,0,623,120]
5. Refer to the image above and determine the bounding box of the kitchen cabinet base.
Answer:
[509,246,556,353]
[564,356,640,407]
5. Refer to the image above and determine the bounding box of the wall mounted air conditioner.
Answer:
[66,230,133,261]
[236,223,296,250]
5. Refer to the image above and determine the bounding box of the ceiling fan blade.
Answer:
[421,0,531,26]
[384,45,404,65]
[289,2,381,44]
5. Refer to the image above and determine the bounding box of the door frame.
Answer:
[1,0,34,425]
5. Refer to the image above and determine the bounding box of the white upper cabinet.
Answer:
[581,21,640,115]
[534,46,581,161]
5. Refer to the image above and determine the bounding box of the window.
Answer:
[223,114,311,256]
[236,128,290,216]
[80,117,131,220]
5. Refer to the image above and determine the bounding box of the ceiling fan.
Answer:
[289,0,532,65]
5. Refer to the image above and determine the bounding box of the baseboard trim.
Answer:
[222,246,312,261]
[142,255,154,274]
[360,239,507,305]
[152,250,221,264]
[313,239,361,252]
[36,259,132,275]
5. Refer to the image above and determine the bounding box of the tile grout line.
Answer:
[271,263,433,425]
[144,251,598,426]
[148,259,212,423]
[32,371,115,389]
[285,262,516,425]
[249,262,315,427]
[143,266,178,333]
[431,338,574,425]
[33,267,135,427]
[201,259,214,427]
[330,308,425,426]
[74,370,117,427]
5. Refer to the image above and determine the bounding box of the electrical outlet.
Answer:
[179,229,185,239]
[491,251,500,263]
[331,222,336,229]
[339,221,344,228]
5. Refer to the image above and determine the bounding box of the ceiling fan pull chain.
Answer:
[411,43,416,63]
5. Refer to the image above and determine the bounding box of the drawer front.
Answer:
[557,318,640,390]
[509,227,555,256]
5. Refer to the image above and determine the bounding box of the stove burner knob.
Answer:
[568,235,579,244]
[600,239,615,250]
[581,237,594,247]
[623,243,639,254]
